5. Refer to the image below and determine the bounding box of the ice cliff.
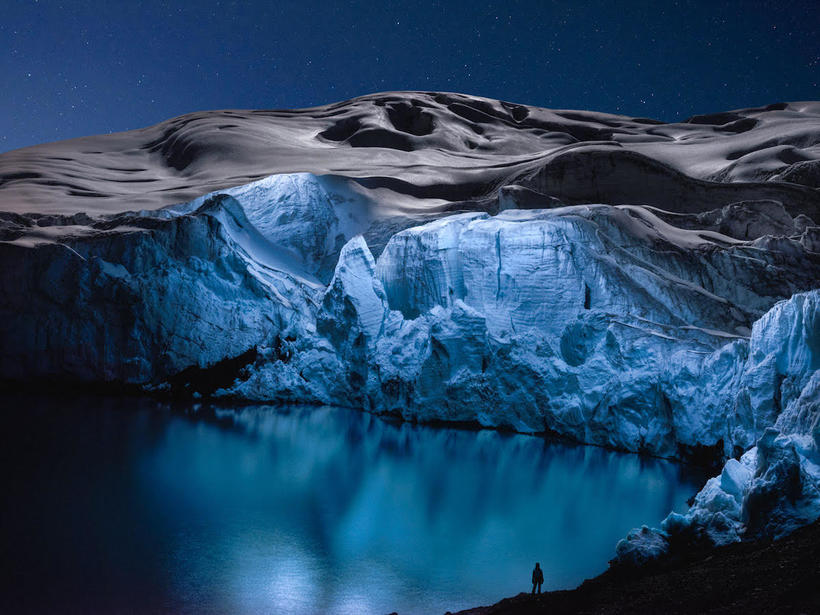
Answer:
[617,291,820,563]
[1,92,819,561]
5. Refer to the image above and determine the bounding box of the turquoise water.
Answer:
[2,395,706,614]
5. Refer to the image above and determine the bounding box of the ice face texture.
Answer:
[617,292,820,563]
[1,92,818,558]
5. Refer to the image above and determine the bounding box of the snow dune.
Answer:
[1,92,818,216]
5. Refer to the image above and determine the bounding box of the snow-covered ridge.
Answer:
[1,92,819,560]
[1,92,819,217]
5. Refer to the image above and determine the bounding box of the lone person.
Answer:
[531,562,544,594]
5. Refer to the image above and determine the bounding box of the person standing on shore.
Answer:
[531,562,544,594]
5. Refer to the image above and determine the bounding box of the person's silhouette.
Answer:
[531,562,543,594]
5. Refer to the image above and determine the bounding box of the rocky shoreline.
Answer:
[451,519,820,615]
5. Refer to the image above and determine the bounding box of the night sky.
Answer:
[2,0,818,152]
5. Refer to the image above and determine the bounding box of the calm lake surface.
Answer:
[2,394,707,614]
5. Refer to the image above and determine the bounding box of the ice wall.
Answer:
[1,171,817,553]
[617,291,820,563]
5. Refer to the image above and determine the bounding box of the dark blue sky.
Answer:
[2,0,818,152]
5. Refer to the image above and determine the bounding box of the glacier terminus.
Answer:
[1,92,819,571]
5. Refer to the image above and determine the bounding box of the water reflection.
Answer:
[1,395,706,614]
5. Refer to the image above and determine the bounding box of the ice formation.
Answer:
[616,291,820,563]
[1,92,818,561]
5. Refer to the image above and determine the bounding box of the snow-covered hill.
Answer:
[2,93,819,216]
[1,92,818,560]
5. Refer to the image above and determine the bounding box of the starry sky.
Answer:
[2,0,818,152]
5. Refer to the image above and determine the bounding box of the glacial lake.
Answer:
[2,394,708,614]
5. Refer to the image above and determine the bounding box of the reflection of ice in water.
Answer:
[0,396,707,615]
[138,404,704,614]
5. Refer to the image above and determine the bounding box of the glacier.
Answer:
[1,93,819,567]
